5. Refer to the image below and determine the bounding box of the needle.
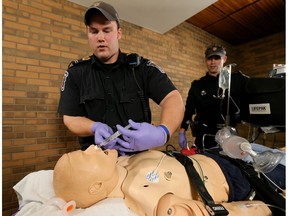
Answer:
[97,124,132,147]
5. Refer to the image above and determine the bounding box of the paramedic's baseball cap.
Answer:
[205,45,226,58]
[84,1,120,27]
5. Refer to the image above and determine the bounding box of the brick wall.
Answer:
[2,0,285,215]
[234,32,285,77]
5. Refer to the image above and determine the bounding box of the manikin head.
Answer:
[53,145,119,208]
[205,44,227,77]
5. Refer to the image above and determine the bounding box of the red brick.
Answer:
[2,0,285,215]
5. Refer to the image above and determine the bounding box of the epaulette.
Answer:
[68,55,92,69]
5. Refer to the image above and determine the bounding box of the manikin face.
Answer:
[206,55,227,77]
[53,145,119,208]
[86,13,122,64]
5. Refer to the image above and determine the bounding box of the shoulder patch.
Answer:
[68,56,91,69]
[146,60,165,74]
[61,71,69,92]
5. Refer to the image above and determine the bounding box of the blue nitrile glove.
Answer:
[91,122,116,146]
[91,123,126,154]
[115,119,168,152]
[178,131,187,149]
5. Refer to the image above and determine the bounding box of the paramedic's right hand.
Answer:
[178,131,187,149]
[91,122,116,146]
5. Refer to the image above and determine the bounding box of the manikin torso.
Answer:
[108,150,229,216]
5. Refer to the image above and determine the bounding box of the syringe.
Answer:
[97,124,132,147]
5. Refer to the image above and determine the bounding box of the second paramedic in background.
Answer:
[178,44,248,151]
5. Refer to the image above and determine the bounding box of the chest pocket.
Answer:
[194,81,219,108]
[80,92,106,122]
[79,67,106,121]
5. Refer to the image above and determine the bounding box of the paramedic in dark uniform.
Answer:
[58,1,184,153]
[178,45,248,151]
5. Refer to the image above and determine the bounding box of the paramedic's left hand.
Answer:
[91,122,114,145]
[115,119,167,152]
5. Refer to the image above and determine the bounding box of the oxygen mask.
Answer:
[215,127,284,173]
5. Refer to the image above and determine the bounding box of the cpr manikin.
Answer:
[53,146,272,216]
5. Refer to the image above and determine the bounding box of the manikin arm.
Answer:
[155,193,209,216]
[155,193,272,216]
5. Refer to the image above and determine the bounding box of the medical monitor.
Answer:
[240,77,285,127]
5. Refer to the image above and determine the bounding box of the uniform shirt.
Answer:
[181,71,248,131]
[58,51,176,144]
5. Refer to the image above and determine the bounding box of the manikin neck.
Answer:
[107,164,127,198]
